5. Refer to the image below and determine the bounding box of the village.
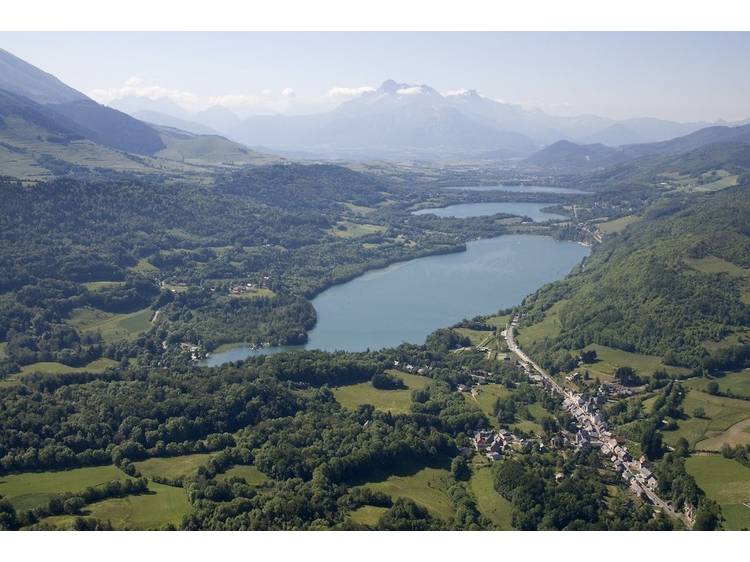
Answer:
[503,315,692,525]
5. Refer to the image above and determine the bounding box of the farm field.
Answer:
[68,306,154,343]
[685,456,750,530]
[40,481,191,530]
[685,255,750,277]
[469,466,513,530]
[465,383,512,427]
[356,463,455,521]
[0,465,130,512]
[133,453,213,480]
[332,371,432,414]
[217,465,268,486]
[82,281,126,291]
[662,389,750,448]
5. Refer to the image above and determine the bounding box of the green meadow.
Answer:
[0,465,130,512]
[686,456,750,530]
[332,371,432,414]
[68,306,153,343]
[469,466,513,530]
[133,453,214,480]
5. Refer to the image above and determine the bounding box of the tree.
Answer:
[451,456,470,481]
[580,350,598,364]
[693,498,723,531]
[692,407,706,419]
[614,366,642,387]
[640,422,663,461]
[706,381,719,395]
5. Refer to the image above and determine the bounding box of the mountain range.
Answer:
[111,78,746,160]
[0,47,269,179]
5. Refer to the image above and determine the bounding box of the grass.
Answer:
[19,357,118,376]
[0,465,130,512]
[685,369,750,400]
[347,505,389,527]
[217,465,267,486]
[40,481,191,530]
[133,453,213,480]
[82,280,126,291]
[485,314,511,329]
[329,221,386,239]
[579,343,689,380]
[516,300,567,348]
[663,389,750,448]
[686,456,750,530]
[469,466,513,530]
[68,306,153,343]
[130,258,159,273]
[229,287,276,299]
[332,371,432,414]
[466,383,513,426]
[0,342,8,359]
[454,327,494,346]
[598,215,641,234]
[355,460,455,521]
[685,256,750,277]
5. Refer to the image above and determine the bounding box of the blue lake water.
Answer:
[412,201,566,222]
[445,184,590,194]
[202,234,589,365]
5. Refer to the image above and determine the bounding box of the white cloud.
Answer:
[281,87,296,98]
[396,86,426,96]
[89,77,200,107]
[444,89,471,97]
[327,86,376,98]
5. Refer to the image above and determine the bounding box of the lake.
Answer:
[445,184,590,194]
[202,234,589,365]
[412,201,566,222]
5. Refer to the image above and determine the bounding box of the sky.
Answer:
[1,32,749,122]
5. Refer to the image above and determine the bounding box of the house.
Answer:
[457,384,468,393]
[486,451,502,461]
[555,472,565,482]
[640,467,653,480]
[647,476,658,490]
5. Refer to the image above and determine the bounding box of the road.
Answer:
[504,316,690,527]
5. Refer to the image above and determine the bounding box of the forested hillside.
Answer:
[521,184,750,370]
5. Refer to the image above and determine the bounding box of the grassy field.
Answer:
[454,327,495,346]
[133,454,213,480]
[0,465,130,512]
[355,461,455,521]
[68,306,153,343]
[19,357,118,376]
[0,341,6,359]
[598,215,641,234]
[130,258,159,273]
[516,300,567,348]
[663,389,750,448]
[40,481,191,530]
[465,383,512,426]
[330,221,386,239]
[485,314,511,329]
[686,369,750,399]
[230,287,276,299]
[685,255,750,277]
[217,465,268,486]
[469,466,513,530]
[686,456,750,530]
[332,371,432,414]
[82,281,126,291]
[579,344,689,380]
[347,505,389,527]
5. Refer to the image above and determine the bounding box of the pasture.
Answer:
[663,389,750,448]
[685,456,750,530]
[516,300,567,348]
[332,371,432,414]
[217,465,268,486]
[68,306,153,343]
[19,357,118,376]
[347,505,389,527]
[330,221,386,239]
[133,453,213,480]
[579,343,689,380]
[0,465,130,512]
[686,369,750,400]
[40,481,191,530]
[469,466,513,530]
[356,463,455,521]
[598,215,641,234]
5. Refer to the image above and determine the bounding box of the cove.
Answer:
[412,201,566,222]
[202,234,589,366]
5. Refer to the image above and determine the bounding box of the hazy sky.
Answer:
[1,32,749,122]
